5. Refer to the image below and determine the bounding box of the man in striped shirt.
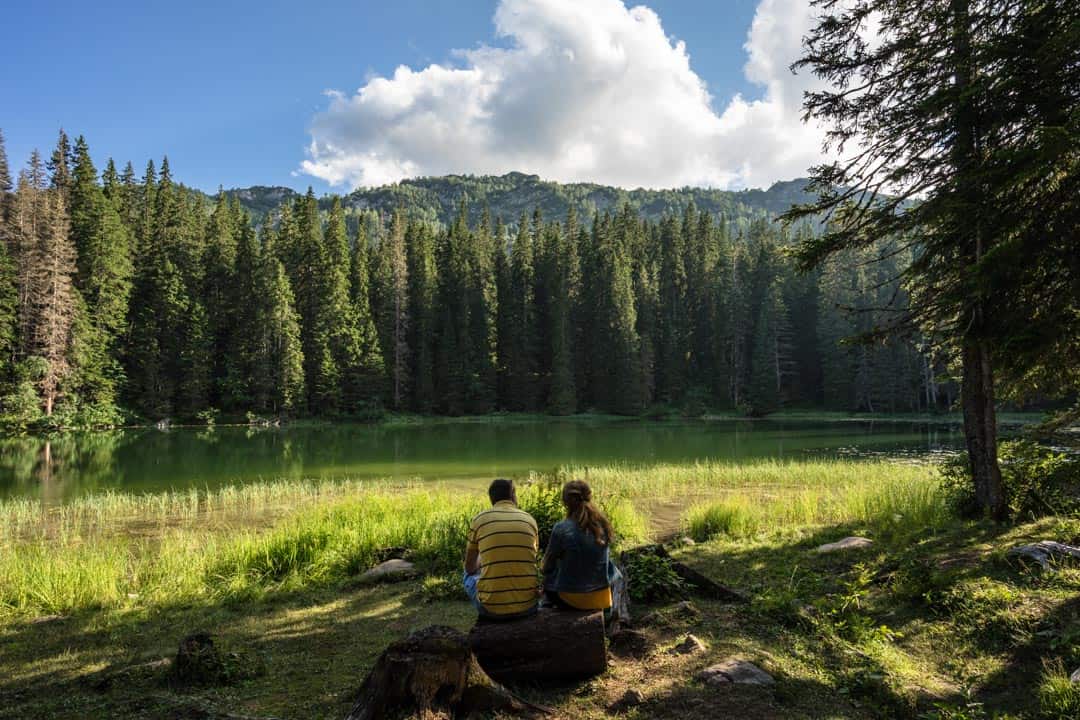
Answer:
[463,478,540,618]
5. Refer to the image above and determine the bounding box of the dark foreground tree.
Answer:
[785,0,1080,519]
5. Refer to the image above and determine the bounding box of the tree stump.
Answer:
[468,608,607,683]
[345,625,546,720]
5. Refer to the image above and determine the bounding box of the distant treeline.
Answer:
[0,130,955,429]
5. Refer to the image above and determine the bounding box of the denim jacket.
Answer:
[544,519,620,594]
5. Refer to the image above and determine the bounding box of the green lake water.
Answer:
[0,418,964,504]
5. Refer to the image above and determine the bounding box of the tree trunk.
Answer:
[468,609,606,684]
[345,625,546,720]
[961,335,1006,520]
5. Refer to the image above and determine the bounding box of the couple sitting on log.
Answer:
[463,478,625,623]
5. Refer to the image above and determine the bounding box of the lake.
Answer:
[0,418,965,504]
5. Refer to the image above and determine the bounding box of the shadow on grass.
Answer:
[0,579,475,720]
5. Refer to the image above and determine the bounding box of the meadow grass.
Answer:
[0,477,650,619]
[682,468,947,541]
[0,458,932,620]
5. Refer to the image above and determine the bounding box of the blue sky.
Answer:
[3,0,821,193]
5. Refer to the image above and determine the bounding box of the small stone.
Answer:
[358,558,418,584]
[669,633,707,655]
[607,689,645,714]
[28,614,67,625]
[608,629,650,659]
[697,659,775,686]
[1008,541,1080,571]
[676,536,696,546]
[816,536,873,553]
[1071,668,1080,684]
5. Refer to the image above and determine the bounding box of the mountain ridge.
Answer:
[220,173,818,228]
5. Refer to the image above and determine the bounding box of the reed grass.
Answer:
[0,458,938,620]
[683,469,947,541]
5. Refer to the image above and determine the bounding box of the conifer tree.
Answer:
[24,182,79,416]
[202,192,238,406]
[47,130,72,197]
[465,206,498,413]
[434,204,471,414]
[253,224,305,414]
[343,219,386,410]
[372,209,410,409]
[291,189,338,411]
[503,212,538,410]
[656,211,689,402]
[323,197,363,411]
[546,220,576,414]
[68,136,132,411]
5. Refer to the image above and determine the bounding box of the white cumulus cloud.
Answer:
[299,0,830,190]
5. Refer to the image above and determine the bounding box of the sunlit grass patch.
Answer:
[682,469,947,541]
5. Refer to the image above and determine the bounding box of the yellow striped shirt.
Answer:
[466,501,539,615]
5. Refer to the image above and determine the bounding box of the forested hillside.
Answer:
[0,129,952,429]
[225,173,812,231]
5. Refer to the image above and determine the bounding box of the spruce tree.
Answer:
[546,221,576,415]
[407,219,437,411]
[253,223,305,414]
[68,136,132,412]
[202,191,238,407]
[26,184,79,416]
[47,130,72,197]
[503,212,538,410]
[656,211,688,402]
[343,218,386,411]
[372,208,410,409]
[465,205,498,413]
[434,205,471,414]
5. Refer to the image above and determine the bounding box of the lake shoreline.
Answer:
[10,407,1046,436]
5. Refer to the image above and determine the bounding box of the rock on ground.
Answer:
[816,536,873,553]
[669,634,707,655]
[1007,541,1080,571]
[357,558,418,583]
[697,659,775,687]
[1071,667,1080,684]
[607,689,645,714]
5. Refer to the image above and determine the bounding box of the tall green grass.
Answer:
[0,481,651,619]
[0,458,938,620]
[683,470,947,541]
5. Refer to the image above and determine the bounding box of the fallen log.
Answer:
[345,625,547,720]
[468,608,607,683]
[621,544,748,603]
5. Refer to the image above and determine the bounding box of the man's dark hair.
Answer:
[488,478,515,504]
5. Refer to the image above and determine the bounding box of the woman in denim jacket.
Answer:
[541,480,625,625]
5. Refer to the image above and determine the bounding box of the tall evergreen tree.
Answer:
[343,219,386,410]
[503,212,538,410]
[784,0,1080,517]
[372,209,410,409]
[68,136,132,411]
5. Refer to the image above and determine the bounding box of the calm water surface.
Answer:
[0,418,963,503]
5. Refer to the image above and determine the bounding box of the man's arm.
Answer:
[464,521,480,575]
[464,545,480,575]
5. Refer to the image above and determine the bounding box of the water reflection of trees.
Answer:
[0,431,126,501]
[0,421,964,503]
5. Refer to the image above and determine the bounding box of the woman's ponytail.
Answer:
[562,480,614,546]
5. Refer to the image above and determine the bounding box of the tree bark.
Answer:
[961,335,1007,520]
[468,608,607,684]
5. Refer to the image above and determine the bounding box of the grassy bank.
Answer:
[2,459,1078,719]
[0,459,931,619]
